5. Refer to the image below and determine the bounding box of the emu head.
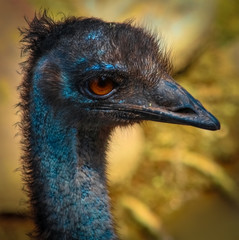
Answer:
[23,13,220,131]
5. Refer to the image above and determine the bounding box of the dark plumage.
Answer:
[19,11,220,240]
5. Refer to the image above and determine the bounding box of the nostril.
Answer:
[173,107,197,115]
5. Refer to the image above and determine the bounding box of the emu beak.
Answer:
[138,77,220,130]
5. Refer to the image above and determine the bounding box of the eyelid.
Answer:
[82,68,127,84]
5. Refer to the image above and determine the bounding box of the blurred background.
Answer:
[0,0,239,239]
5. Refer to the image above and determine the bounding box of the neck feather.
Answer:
[22,60,117,240]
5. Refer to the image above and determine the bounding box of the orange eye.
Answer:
[89,77,114,96]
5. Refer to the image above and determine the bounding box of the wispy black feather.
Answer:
[19,10,172,77]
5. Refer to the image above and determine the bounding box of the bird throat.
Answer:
[26,67,117,239]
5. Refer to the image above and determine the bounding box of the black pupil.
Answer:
[98,78,109,87]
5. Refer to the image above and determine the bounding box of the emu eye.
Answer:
[88,77,114,96]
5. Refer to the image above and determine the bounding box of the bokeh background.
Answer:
[0,0,239,239]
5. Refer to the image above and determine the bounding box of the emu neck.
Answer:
[28,69,116,240]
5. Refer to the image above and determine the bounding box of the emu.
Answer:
[19,12,220,240]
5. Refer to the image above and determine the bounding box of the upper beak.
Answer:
[135,77,220,130]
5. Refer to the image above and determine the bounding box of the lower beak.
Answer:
[119,78,220,130]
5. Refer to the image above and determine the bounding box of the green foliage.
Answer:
[27,0,78,16]
[216,0,239,44]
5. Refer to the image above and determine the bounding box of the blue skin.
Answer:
[29,57,117,239]
[85,30,102,40]
[85,63,118,71]
[73,56,123,72]
[73,57,87,67]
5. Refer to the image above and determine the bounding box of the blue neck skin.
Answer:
[28,59,117,240]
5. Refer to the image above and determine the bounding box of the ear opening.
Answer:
[35,59,63,105]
